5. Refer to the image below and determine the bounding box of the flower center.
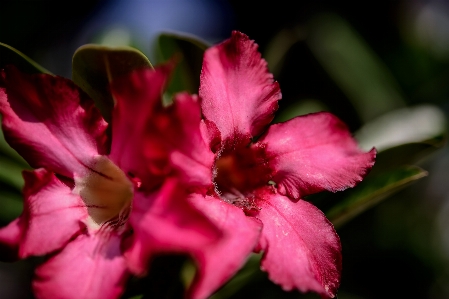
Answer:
[214,154,248,194]
[74,156,134,230]
[213,146,271,211]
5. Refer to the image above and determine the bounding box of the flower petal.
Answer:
[199,31,281,146]
[260,112,376,199]
[167,93,215,188]
[256,190,341,298]
[0,66,108,178]
[124,179,220,275]
[33,233,129,299]
[19,169,87,258]
[187,194,263,299]
[0,218,21,261]
[200,119,221,153]
[111,66,215,190]
[109,65,172,190]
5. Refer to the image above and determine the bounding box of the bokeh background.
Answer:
[1,1,449,298]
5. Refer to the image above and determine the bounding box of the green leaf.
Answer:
[72,45,153,123]
[0,42,51,74]
[369,134,446,176]
[355,104,447,153]
[273,98,329,123]
[0,191,23,223]
[156,32,209,97]
[326,166,428,229]
[263,27,306,78]
[0,155,26,191]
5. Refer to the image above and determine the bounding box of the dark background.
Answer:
[1,1,449,298]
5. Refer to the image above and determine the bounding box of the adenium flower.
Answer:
[169,31,377,299]
[0,64,220,299]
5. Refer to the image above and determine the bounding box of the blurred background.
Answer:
[1,0,449,298]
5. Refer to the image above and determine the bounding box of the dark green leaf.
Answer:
[0,191,23,223]
[263,27,306,78]
[0,156,26,191]
[369,134,446,176]
[72,45,153,123]
[0,42,51,74]
[326,166,428,229]
[156,32,209,97]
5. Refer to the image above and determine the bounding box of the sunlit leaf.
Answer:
[326,166,428,229]
[156,32,209,97]
[0,42,51,74]
[72,45,153,123]
[355,104,447,152]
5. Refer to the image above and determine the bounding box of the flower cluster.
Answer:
[0,31,375,299]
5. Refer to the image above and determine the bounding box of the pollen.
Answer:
[74,156,134,230]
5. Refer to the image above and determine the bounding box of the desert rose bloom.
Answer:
[0,65,219,299]
[171,31,376,299]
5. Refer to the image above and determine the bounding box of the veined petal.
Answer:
[200,119,221,153]
[256,191,341,298]
[199,31,281,146]
[260,112,376,199]
[187,194,262,299]
[124,179,220,275]
[109,65,172,189]
[0,66,108,178]
[33,233,129,299]
[19,169,87,258]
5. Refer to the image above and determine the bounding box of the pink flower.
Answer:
[173,31,377,299]
[0,65,219,299]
